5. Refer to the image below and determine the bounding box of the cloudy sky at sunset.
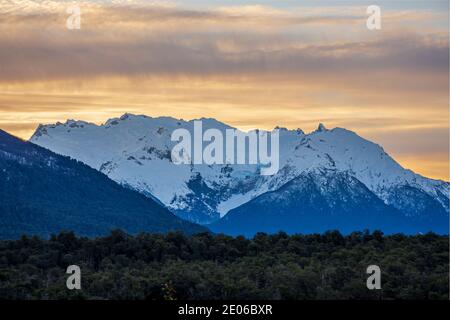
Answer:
[0,0,448,180]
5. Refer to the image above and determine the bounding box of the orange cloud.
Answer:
[0,1,448,180]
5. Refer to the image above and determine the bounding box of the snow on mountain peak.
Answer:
[29,114,449,223]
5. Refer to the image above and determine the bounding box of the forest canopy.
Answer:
[0,230,448,300]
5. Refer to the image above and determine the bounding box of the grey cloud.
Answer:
[0,4,447,100]
[0,31,447,80]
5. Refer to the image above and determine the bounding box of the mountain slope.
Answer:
[30,114,449,233]
[31,114,263,224]
[210,170,448,236]
[0,129,206,239]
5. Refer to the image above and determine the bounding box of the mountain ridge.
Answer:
[29,113,449,234]
[210,168,448,236]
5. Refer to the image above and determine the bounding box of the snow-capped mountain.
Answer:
[30,113,449,232]
[210,169,449,236]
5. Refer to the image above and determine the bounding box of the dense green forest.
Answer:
[0,230,448,300]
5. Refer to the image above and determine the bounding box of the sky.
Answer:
[0,0,448,180]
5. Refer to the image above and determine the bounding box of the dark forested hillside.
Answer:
[0,129,206,239]
[0,231,447,300]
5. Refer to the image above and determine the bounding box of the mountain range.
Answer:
[0,129,206,239]
[28,114,449,236]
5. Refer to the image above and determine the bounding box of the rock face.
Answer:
[0,129,207,239]
[30,114,449,234]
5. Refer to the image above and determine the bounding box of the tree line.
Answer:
[0,230,448,300]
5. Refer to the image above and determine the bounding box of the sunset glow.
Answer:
[0,0,448,180]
